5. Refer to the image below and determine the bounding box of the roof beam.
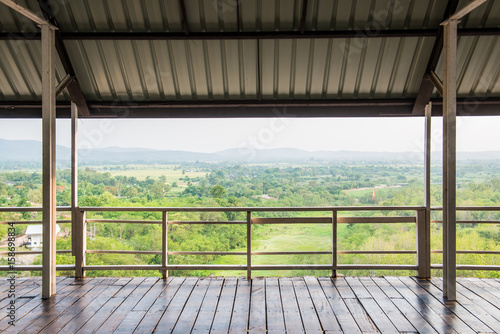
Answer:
[37,0,90,116]
[55,73,73,97]
[449,0,487,21]
[236,0,241,32]
[2,28,499,41]
[300,0,308,34]
[2,98,500,118]
[429,71,444,96]
[0,0,55,28]
[179,0,189,35]
[412,0,460,115]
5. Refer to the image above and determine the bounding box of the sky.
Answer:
[1,116,500,153]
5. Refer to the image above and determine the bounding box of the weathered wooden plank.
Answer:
[86,277,145,333]
[390,298,439,334]
[6,278,100,333]
[438,278,500,330]
[265,277,286,333]
[476,277,500,292]
[191,277,224,333]
[343,298,380,333]
[303,276,342,333]
[386,277,458,334]
[134,277,184,333]
[131,277,163,311]
[345,277,373,299]
[279,277,305,334]
[359,277,417,333]
[358,298,399,334]
[399,277,475,334]
[210,277,237,333]
[94,277,149,333]
[459,277,500,306]
[0,281,40,310]
[47,284,123,334]
[370,277,403,299]
[113,311,147,334]
[333,277,357,299]
[172,278,211,333]
[318,277,361,333]
[0,277,72,326]
[248,277,266,333]
[0,277,43,303]
[412,277,494,333]
[112,277,134,286]
[292,277,323,333]
[154,277,198,332]
[228,277,250,334]
[74,292,130,333]
[0,278,90,332]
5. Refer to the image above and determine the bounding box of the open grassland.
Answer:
[101,165,206,181]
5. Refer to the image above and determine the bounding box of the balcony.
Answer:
[1,206,499,332]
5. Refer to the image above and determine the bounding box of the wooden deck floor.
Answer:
[1,276,500,333]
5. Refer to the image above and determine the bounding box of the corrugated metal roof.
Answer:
[0,0,498,115]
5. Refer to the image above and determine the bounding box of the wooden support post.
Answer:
[74,210,86,279]
[417,209,431,278]
[162,211,168,279]
[41,24,56,299]
[332,210,337,278]
[71,102,78,260]
[247,211,252,279]
[418,102,432,279]
[442,19,458,300]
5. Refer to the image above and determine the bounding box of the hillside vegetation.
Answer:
[1,161,499,278]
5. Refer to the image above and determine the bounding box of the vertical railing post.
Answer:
[332,210,337,278]
[162,211,168,279]
[417,209,431,278]
[247,211,252,279]
[74,209,86,279]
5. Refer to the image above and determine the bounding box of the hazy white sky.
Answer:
[1,116,500,153]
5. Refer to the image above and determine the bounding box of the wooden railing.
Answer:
[1,205,499,277]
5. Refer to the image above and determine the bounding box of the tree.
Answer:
[210,184,226,198]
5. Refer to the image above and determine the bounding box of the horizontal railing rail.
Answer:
[0,205,498,276]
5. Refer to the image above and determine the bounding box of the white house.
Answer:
[25,224,60,249]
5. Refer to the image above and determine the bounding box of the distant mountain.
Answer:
[0,138,70,161]
[2,139,500,164]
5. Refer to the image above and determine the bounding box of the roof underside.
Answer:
[0,0,499,118]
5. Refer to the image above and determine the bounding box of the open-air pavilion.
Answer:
[1,0,500,332]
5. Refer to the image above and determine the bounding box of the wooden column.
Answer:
[417,103,432,279]
[41,24,57,299]
[162,211,168,279]
[71,102,78,273]
[247,211,252,279]
[442,19,458,301]
[332,210,337,278]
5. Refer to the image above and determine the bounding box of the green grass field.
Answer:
[97,165,207,185]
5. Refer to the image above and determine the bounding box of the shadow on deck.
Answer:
[2,276,500,333]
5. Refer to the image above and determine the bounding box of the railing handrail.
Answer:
[77,205,426,212]
[4,204,500,212]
